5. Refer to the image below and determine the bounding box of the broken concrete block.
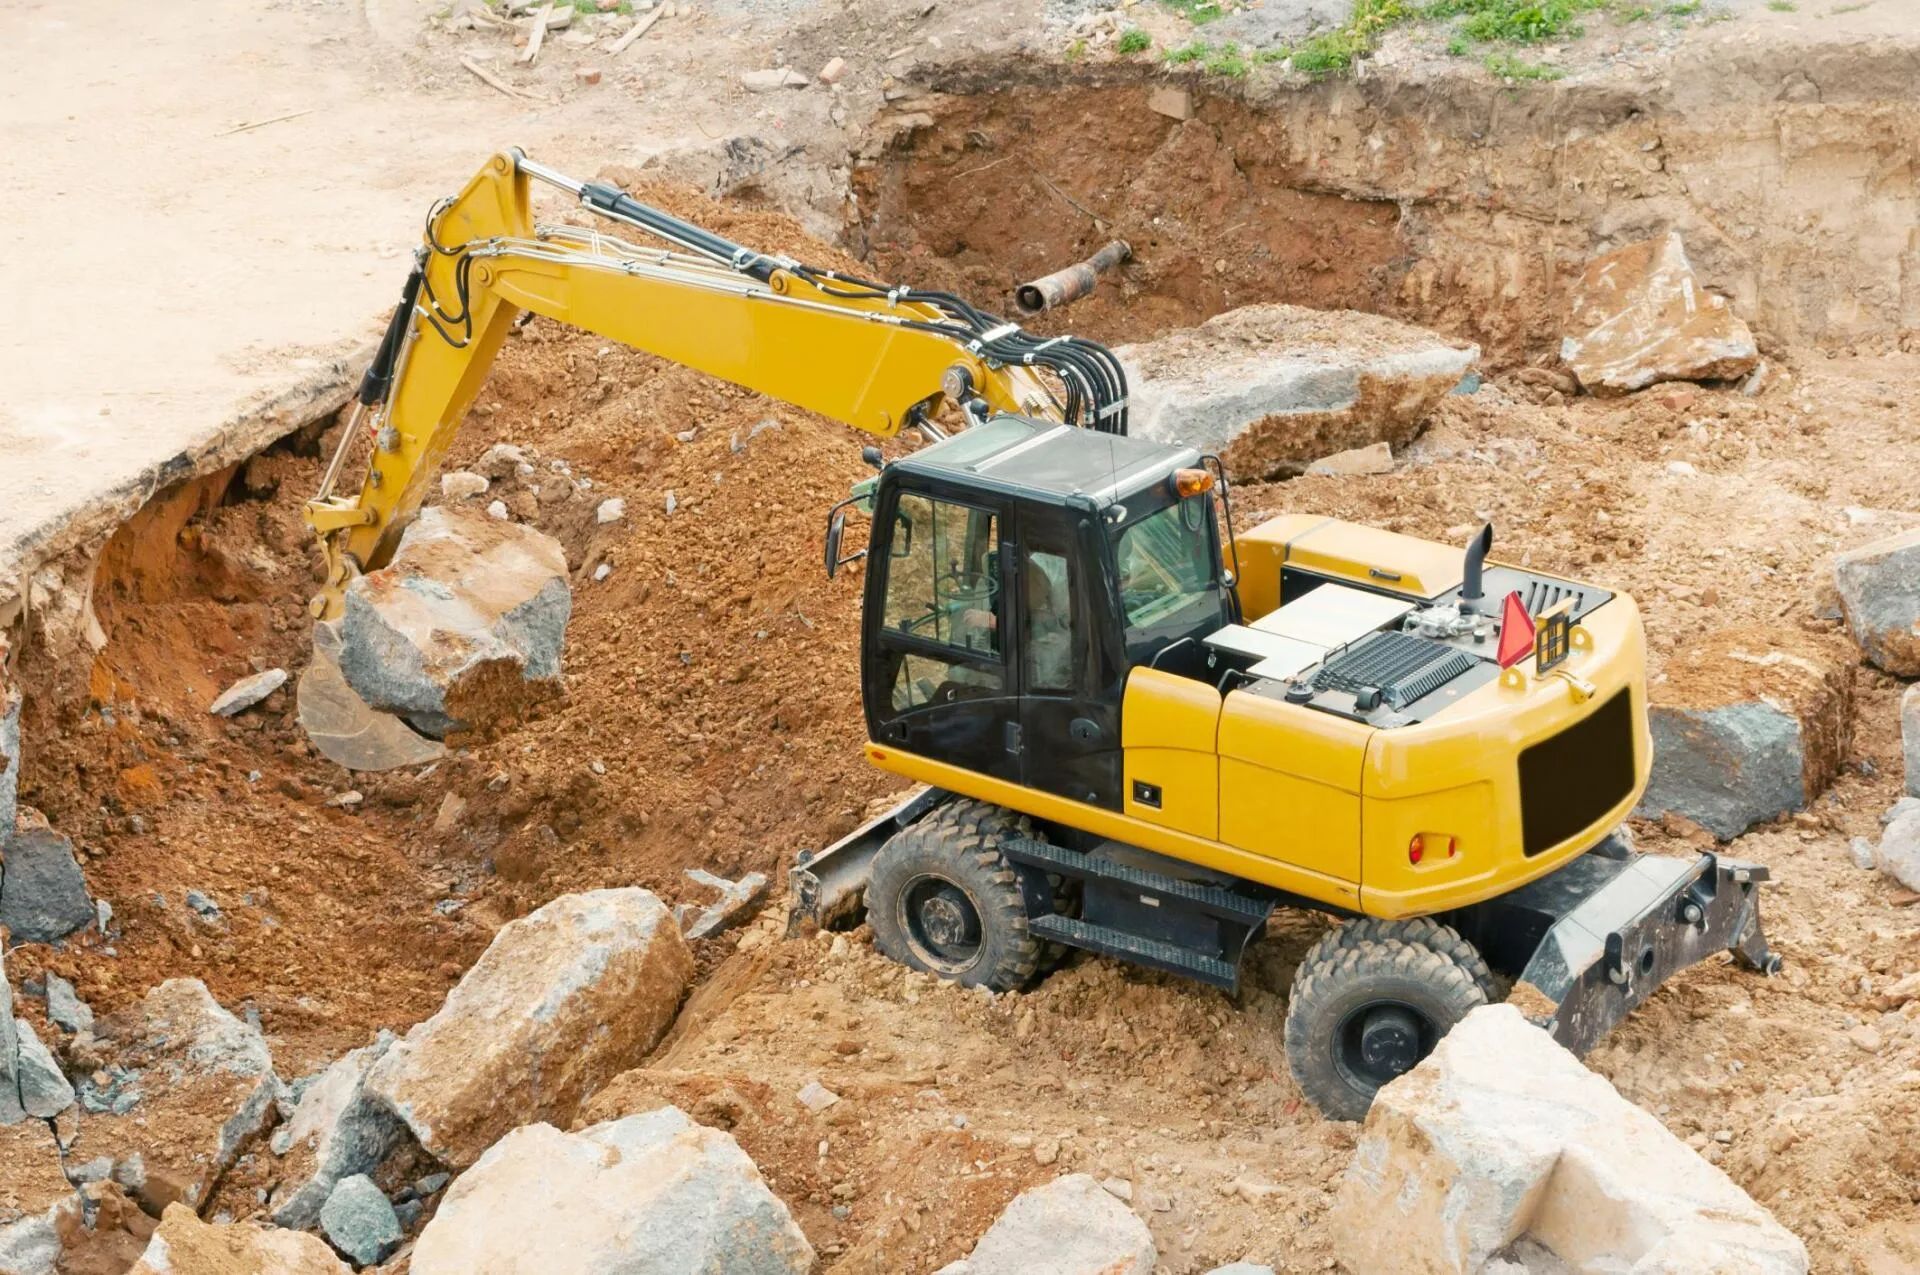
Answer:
[208,667,287,716]
[1878,807,1920,893]
[128,1203,351,1275]
[1634,628,1853,839]
[1330,1004,1807,1275]
[1904,684,1920,798]
[269,1030,408,1230]
[440,470,490,500]
[319,1174,402,1267]
[84,979,282,1214]
[365,888,693,1168]
[0,826,95,944]
[953,1174,1156,1275]
[1147,86,1192,121]
[682,867,768,939]
[339,505,571,738]
[0,1121,84,1275]
[411,1107,813,1275]
[1559,231,1759,396]
[1834,527,1920,676]
[1117,304,1478,480]
[13,1019,72,1118]
[1306,441,1394,477]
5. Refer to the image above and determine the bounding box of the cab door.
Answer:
[863,486,1021,783]
[1015,508,1122,808]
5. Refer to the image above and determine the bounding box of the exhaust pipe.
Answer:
[1015,240,1132,315]
[1461,523,1494,613]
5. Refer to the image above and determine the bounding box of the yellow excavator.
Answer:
[307,150,1778,1118]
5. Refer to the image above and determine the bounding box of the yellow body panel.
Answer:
[1234,513,1466,617]
[1217,691,1371,883]
[1121,669,1223,840]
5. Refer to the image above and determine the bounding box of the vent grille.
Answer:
[1518,579,1587,618]
[1313,631,1478,709]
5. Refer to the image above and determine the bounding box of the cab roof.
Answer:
[889,414,1201,511]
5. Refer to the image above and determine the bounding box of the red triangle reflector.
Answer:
[1496,591,1536,669]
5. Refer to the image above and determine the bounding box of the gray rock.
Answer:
[414,1172,450,1197]
[1204,0,1349,47]
[0,950,24,1124]
[208,668,288,717]
[320,1174,403,1267]
[1637,703,1806,840]
[957,1174,1155,1275]
[393,1198,424,1233]
[13,1019,72,1118]
[1117,304,1477,480]
[1834,528,1920,676]
[185,889,222,921]
[269,1030,407,1231]
[1879,809,1920,894]
[1903,684,1920,797]
[338,506,571,738]
[411,1107,813,1274]
[1888,796,1920,826]
[0,826,94,944]
[1850,836,1878,870]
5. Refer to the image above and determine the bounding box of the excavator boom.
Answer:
[304,149,1129,617]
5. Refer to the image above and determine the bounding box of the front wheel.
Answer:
[866,799,1041,992]
[1283,930,1490,1121]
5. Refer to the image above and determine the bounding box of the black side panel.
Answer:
[1516,689,1637,856]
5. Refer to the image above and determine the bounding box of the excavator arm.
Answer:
[304,150,1129,619]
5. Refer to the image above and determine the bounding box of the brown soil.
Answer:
[11,184,1920,1274]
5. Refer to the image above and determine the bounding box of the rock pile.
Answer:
[1635,627,1854,839]
[1559,232,1759,395]
[338,504,572,738]
[1116,303,1478,480]
[410,1106,814,1274]
[1331,1004,1807,1274]
[268,1031,407,1230]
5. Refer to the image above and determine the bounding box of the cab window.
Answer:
[882,493,1003,711]
[1113,495,1226,657]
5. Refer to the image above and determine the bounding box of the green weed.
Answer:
[1118,27,1153,53]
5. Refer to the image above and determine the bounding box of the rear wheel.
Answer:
[1324,916,1502,1002]
[867,798,1041,992]
[1284,930,1489,1121]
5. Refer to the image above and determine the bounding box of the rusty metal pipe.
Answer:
[1015,240,1132,315]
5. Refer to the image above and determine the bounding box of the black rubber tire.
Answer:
[1324,917,1502,1002]
[867,798,1041,992]
[1284,933,1490,1121]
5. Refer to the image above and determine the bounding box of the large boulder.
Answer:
[940,1174,1157,1275]
[127,1203,350,1275]
[410,1107,813,1275]
[0,1121,82,1275]
[1330,1004,1806,1275]
[1559,232,1758,396]
[365,888,693,1168]
[80,979,281,1214]
[0,825,95,944]
[338,505,571,738]
[268,1030,407,1230]
[1834,527,1920,676]
[1117,303,1477,480]
[14,1018,73,1118]
[1634,628,1853,839]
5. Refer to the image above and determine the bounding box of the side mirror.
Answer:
[825,509,848,578]
[861,445,884,471]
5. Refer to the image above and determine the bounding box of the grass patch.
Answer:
[1064,37,1087,61]
[1117,27,1152,53]
[1253,46,1292,63]
[1830,0,1871,11]
[1484,50,1566,77]
[562,0,631,12]
[1428,0,1607,43]
[1204,41,1250,75]
[1160,0,1227,23]
[1663,0,1701,12]
[1164,39,1210,63]
[1766,0,1795,9]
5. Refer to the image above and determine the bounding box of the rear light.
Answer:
[1171,468,1216,499]
[1409,835,1424,865]
[1409,834,1459,865]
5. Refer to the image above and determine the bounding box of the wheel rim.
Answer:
[1333,1001,1438,1093]
[897,873,984,974]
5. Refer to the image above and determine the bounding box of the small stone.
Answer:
[440,471,489,500]
[1878,808,1920,892]
[1850,836,1877,870]
[1666,460,1699,476]
[15,1017,75,1117]
[664,490,678,514]
[1100,1176,1133,1202]
[1034,1139,1059,1166]
[818,56,848,83]
[798,1079,841,1113]
[742,67,810,91]
[1901,683,1920,795]
[486,500,509,520]
[592,563,613,582]
[1148,86,1192,121]
[209,668,289,716]
[320,1174,403,1266]
[415,1172,451,1197]
[596,497,626,524]
[325,791,364,810]
[575,66,602,86]
[1847,1026,1882,1052]
[47,973,94,1034]
[475,443,530,479]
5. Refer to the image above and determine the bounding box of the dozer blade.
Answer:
[297,628,445,773]
[788,786,948,935]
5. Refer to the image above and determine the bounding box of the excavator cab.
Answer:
[847,415,1229,803]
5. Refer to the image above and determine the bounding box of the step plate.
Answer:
[1003,838,1274,927]
[1029,914,1238,990]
